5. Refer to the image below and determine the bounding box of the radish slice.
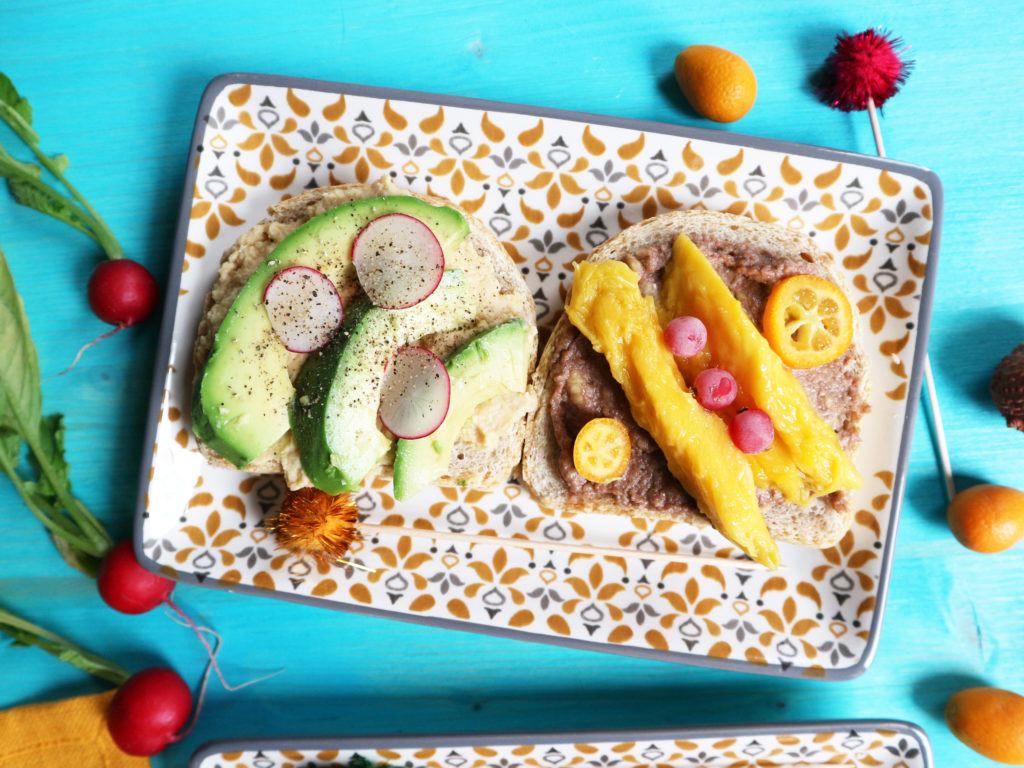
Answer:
[352,213,444,309]
[379,346,450,439]
[263,266,343,353]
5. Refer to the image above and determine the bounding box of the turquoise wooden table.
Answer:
[2,1,1023,765]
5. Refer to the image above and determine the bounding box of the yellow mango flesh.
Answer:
[566,260,780,569]
[662,234,863,504]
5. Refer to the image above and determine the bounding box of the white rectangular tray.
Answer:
[136,73,942,678]
[188,722,933,768]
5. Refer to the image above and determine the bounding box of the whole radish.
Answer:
[107,667,192,756]
[87,259,159,326]
[97,539,174,614]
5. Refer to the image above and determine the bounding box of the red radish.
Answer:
[694,368,737,411]
[379,346,450,439]
[729,408,775,454]
[107,667,192,756]
[664,315,707,358]
[87,259,159,326]
[352,213,444,309]
[97,539,175,614]
[263,266,344,352]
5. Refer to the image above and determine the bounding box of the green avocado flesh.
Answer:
[290,270,476,494]
[191,196,470,468]
[392,318,533,501]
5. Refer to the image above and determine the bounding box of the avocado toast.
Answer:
[192,178,537,496]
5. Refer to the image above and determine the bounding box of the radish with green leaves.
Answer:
[0,72,159,327]
[0,605,199,756]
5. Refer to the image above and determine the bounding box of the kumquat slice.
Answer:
[762,274,853,369]
[573,417,632,484]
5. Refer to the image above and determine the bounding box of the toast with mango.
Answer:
[521,210,870,565]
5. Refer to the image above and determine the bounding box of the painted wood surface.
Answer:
[2,1,1022,765]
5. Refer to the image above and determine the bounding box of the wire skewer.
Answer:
[357,521,777,570]
[867,95,955,504]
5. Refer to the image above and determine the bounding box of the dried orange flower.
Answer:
[266,487,361,564]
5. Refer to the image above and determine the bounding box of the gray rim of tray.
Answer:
[187,719,934,767]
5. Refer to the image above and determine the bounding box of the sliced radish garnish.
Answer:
[379,346,451,439]
[352,213,444,309]
[263,266,343,353]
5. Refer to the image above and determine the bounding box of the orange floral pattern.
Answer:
[143,79,938,677]
[195,725,929,768]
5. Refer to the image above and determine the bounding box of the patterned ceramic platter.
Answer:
[188,722,933,768]
[136,74,942,679]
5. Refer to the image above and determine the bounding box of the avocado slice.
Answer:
[393,318,533,500]
[290,269,476,494]
[192,196,470,468]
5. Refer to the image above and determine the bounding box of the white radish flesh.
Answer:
[263,266,343,353]
[379,346,451,439]
[352,213,444,309]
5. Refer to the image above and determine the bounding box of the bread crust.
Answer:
[192,178,537,491]
[520,210,870,548]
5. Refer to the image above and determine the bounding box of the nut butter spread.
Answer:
[547,235,866,516]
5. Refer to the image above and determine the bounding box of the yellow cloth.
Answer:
[0,691,149,767]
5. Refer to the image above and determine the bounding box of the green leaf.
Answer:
[0,605,130,685]
[0,73,38,144]
[0,427,19,465]
[5,176,98,238]
[50,532,101,578]
[26,414,68,500]
[0,247,42,435]
[0,72,32,126]
[0,142,43,179]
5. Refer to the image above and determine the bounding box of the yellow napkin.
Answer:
[0,691,149,767]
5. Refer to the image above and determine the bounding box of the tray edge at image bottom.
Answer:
[187,719,934,768]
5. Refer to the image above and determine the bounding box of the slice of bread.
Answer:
[520,210,870,549]
[192,178,537,492]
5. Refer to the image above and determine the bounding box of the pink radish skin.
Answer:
[107,667,192,756]
[379,346,450,439]
[97,539,175,614]
[352,213,444,309]
[87,259,159,326]
[263,266,344,353]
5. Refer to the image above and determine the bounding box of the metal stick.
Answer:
[867,96,955,503]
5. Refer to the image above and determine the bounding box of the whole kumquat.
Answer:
[947,484,1024,553]
[673,45,757,123]
[946,686,1024,764]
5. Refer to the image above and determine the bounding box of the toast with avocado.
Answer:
[520,210,870,561]
[192,178,537,497]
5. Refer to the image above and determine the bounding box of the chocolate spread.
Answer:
[547,235,864,515]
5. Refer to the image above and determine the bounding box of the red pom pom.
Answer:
[815,28,912,112]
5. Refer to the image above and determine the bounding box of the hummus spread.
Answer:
[547,235,867,518]
[194,178,533,488]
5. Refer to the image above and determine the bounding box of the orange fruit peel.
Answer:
[573,417,631,484]
[762,275,853,369]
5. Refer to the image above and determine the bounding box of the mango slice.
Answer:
[661,234,862,504]
[566,260,780,569]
